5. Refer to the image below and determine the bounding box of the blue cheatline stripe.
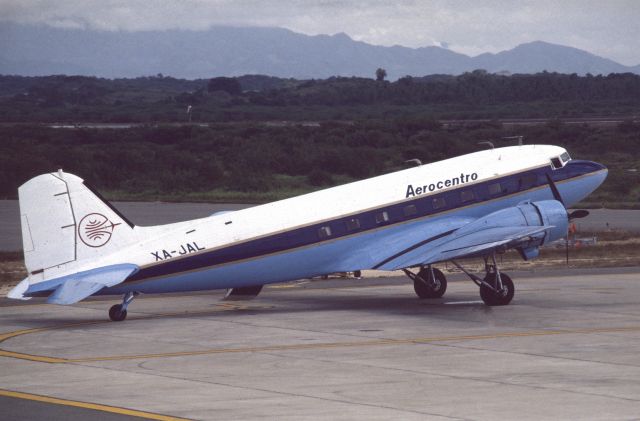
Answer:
[101,166,605,295]
[123,162,600,286]
[125,165,542,283]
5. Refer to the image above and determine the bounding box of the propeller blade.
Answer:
[569,209,590,220]
[545,173,565,207]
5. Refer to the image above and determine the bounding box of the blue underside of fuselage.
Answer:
[99,167,607,296]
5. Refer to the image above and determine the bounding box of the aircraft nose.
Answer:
[557,160,608,206]
[586,160,607,173]
[586,161,608,189]
[565,159,607,175]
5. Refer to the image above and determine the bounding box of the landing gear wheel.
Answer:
[414,267,447,299]
[480,273,514,306]
[109,304,127,321]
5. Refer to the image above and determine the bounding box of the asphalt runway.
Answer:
[2,268,640,420]
[0,199,638,251]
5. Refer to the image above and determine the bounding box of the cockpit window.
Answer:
[551,152,571,169]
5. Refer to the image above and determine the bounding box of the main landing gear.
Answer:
[405,253,515,306]
[403,265,447,299]
[109,291,139,321]
[451,253,514,306]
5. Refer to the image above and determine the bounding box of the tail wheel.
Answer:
[480,273,514,306]
[414,267,447,299]
[109,304,127,322]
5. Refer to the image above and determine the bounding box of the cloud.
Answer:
[1,0,638,64]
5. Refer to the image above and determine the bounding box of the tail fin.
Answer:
[19,170,137,280]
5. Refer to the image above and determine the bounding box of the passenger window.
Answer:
[488,183,502,195]
[403,204,417,216]
[550,157,562,169]
[345,218,360,231]
[432,197,446,210]
[460,190,475,203]
[318,226,332,239]
[375,211,390,224]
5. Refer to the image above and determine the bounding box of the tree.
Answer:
[375,68,387,82]
[207,77,242,95]
[307,169,333,186]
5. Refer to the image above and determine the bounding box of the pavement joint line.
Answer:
[0,388,191,421]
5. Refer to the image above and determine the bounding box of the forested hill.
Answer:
[1,72,640,123]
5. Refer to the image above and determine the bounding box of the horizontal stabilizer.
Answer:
[7,278,30,300]
[45,264,138,305]
[48,279,107,305]
[211,210,235,217]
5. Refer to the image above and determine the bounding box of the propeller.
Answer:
[545,174,590,221]
[545,173,590,265]
[568,209,590,220]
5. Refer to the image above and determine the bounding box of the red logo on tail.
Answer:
[78,213,120,247]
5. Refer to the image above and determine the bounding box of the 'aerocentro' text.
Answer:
[406,172,479,198]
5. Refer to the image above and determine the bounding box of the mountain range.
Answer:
[1,23,638,80]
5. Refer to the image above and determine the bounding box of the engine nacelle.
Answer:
[530,200,569,245]
[456,199,568,248]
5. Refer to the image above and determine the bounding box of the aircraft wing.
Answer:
[10,263,138,305]
[372,201,566,271]
[376,225,551,271]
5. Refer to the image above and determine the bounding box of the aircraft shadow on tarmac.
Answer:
[3,289,503,328]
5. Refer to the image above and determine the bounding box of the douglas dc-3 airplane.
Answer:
[9,145,607,321]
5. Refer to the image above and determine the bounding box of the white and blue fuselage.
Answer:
[108,145,606,294]
[15,145,607,302]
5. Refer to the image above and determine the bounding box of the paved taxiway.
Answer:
[2,268,640,420]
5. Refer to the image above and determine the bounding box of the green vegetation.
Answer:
[0,72,639,206]
[1,71,640,123]
[0,120,638,205]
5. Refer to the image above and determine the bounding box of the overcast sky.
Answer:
[2,0,639,65]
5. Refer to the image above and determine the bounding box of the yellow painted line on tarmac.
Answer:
[4,303,640,364]
[0,321,106,363]
[0,303,271,364]
[0,349,69,364]
[67,325,640,363]
[0,322,102,342]
[0,389,190,421]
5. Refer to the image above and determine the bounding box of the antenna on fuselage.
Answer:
[478,141,494,150]
[404,158,423,167]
